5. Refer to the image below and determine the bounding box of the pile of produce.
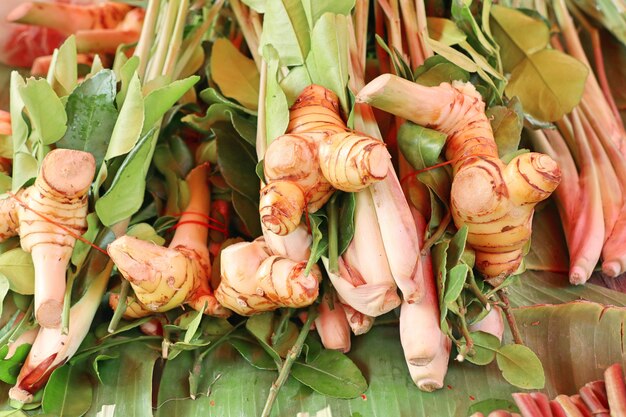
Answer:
[0,0,624,416]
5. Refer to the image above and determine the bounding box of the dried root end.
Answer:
[39,149,95,197]
[8,386,32,404]
[36,300,62,329]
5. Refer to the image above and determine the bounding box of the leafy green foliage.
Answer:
[496,344,545,389]
[0,249,34,295]
[42,365,93,417]
[57,70,118,168]
[18,78,67,146]
[0,344,30,385]
[211,38,260,110]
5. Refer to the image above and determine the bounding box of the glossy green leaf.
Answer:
[308,13,350,113]
[505,49,588,122]
[246,313,282,364]
[105,72,144,161]
[414,59,470,86]
[211,38,260,110]
[0,249,34,295]
[91,354,118,383]
[496,344,545,389]
[468,398,519,415]
[279,66,311,106]
[305,212,328,274]
[464,331,500,366]
[57,69,117,168]
[42,364,93,417]
[433,240,450,325]
[487,97,524,158]
[11,152,37,192]
[451,0,498,57]
[242,0,265,13]
[291,350,368,398]
[18,78,67,145]
[183,104,256,147]
[445,264,469,305]
[126,223,165,245]
[95,128,157,226]
[70,213,101,269]
[216,124,260,201]
[229,336,277,370]
[199,88,258,116]
[447,225,468,271]
[490,5,550,71]
[116,56,139,108]
[142,76,200,134]
[260,0,310,66]
[337,192,355,255]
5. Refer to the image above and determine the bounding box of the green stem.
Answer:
[0,303,33,347]
[465,270,492,310]
[262,305,319,417]
[271,308,294,346]
[457,302,475,360]
[108,279,130,334]
[328,194,339,273]
[497,290,523,345]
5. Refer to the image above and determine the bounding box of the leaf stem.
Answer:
[108,279,130,333]
[261,305,319,417]
[456,301,474,360]
[61,270,77,335]
[465,270,492,310]
[328,194,339,273]
[498,290,523,345]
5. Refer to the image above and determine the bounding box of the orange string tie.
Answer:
[171,211,227,228]
[7,192,109,257]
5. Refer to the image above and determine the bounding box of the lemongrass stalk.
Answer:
[5,328,38,360]
[75,30,140,54]
[530,392,555,416]
[340,302,374,335]
[107,279,130,333]
[406,331,450,392]
[554,395,586,417]
[512,393,545,417]
[570,395,593,417]
[605,364,626,416]
[256,60,268,160]
[399,0,424,68]
[468,306,504,342]
[145,0,180,82]
[314,294,351,353]
[579,386,610,416]
[162,0,189,77]
[135,0,161,79]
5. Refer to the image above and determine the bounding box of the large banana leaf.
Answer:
[152,299,626,417]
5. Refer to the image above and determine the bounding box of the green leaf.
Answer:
[487,97,524,158]
[199,88,258,116]
[444,264,468,305]
[18,78,67,145]
[0,409,28,416]
[232,191,263,238]
[216,125,260,202]
[183,308,205,344]
[57,70,118,168]
[242,0,266,13]
[142,76,200,135]
[42,364,93,417]
[432,240,449,325]
[229,336,277,370]
[211,38,260,110]
[70,213,100,268]
[490,5,549,71]
[0,343,30,385]
[95,128,157,226]
[447,225,469,271]
[427,17,467,46]
[116,56,139,108]
[263,45,289,144]
[414,59,470,86]
[301,0,355,27]
[464,331,501,366]
[306,211,328,274]
[245,313,282,364]
[467,398,519,415]
[126,223,165,245]
[496,343,545,389]
[85,342,159,417]
[291,350,367,398]
[0,249,34,295]
[570,0,626,47]
[260,0,311,66]
[105,72,144,161]
[0,275,9,317]
[11,153,38,192]
[91,354,118,383]
[505,49,588,122]
[280,66,312,106]
[307,13,350,114]
[54,36,78,96]
[183,104,256,147]
[337,192,355,255]
[451,0,498,57]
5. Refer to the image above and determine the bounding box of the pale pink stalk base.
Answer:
[468,306,504,342]
[31,245,71,329]
[314,296,351,353]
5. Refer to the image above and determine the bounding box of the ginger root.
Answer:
[216,238,321,315]
[358,75,561,281]
[107,164,230,318]
[260,85,390,236]
[0,149,95,328]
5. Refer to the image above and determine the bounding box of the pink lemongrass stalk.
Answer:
[469,306,504,342]
[9,252,111,403]
[107,165,229,318]
[513,393,549,417]
[604,364,626,416]
[261,222,311,263]
[529,129,603,284]
[570,395,593,417]
[578,385,610,416]
[340,301,374,336]
[406,332,451,392]
[314,293,351,353]
[6,328,38,360]
[531,392,556,417]
[327,189,401,317]
[554,395,585,417]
